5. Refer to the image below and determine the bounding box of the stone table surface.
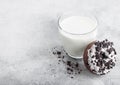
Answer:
[0,0,120,85]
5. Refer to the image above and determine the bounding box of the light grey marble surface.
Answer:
[0,0,120,85]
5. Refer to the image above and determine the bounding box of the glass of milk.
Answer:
[58,12,98,59]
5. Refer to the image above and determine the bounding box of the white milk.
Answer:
[58,16,97,59]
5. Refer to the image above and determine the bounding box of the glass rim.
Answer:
[58,12,98,35]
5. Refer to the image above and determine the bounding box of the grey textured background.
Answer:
[0,0,120,85]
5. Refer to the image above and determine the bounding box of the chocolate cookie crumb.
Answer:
[57,51,61,55]
[58,56,61,58]
[52,48,82,78]
[53,52,56,55]
[59,60,61,62]
[67,61,71,66]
